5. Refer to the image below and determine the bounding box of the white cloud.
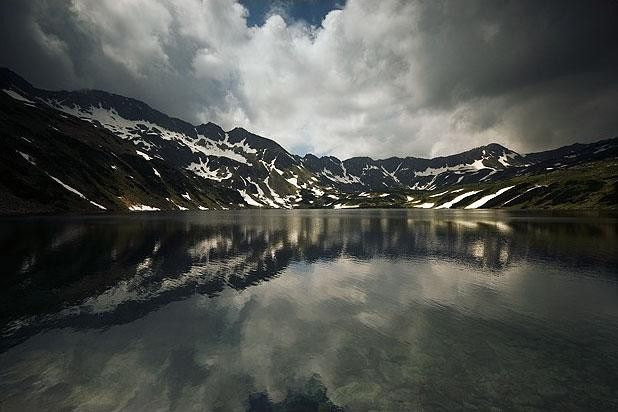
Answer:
[192,49,227,81]
[218,1,430,157]
[6,0,617,158]
[69,0,173,76]
[58,0,481,158]
[180,0,530,159]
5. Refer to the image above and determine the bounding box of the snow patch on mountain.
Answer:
[190,134,251,164]
[165,197,188,210]
[89,201,107,210]
[415,159,488,177]
[48,175,87,199]
[3,89,35,104]
[47,174,106,210]
[286,176,299,187]
[498,152,517,167]
[129,204,160,211]
[238,189,263,207]
[320,165,361,184]
[136,150,152,160]
[187,159,232,181]
[17,150,36,166]
[503,185,546,206]
[435,190,482,209]
[465,186,515,209]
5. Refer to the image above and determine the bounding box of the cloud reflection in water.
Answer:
[1,210,617,410]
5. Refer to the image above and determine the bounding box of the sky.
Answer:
[0,0,617,159]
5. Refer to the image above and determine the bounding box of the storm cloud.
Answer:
[1,0,617,158]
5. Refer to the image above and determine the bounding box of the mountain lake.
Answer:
[1,209,617,411]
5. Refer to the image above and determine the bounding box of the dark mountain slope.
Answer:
[0,90,242,214]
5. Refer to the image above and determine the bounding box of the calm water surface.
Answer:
[1,210,617,411]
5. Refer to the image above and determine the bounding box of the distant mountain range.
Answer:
[1,68,617,214]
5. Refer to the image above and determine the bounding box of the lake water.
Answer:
[1,210,617,411]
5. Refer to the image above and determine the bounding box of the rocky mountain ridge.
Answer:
[1,68,617,213]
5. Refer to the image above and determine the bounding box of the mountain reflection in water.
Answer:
[1,210,617,411]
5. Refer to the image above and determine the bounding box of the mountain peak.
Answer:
[481,143,520,155]
[482,142,509,150]
[195,122,225,140]
[229,126,250,134]
[455,142,521,161]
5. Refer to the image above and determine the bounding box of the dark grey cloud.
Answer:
[408,0,618,151]
[1,0,617,158]
[415,1,617,105]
